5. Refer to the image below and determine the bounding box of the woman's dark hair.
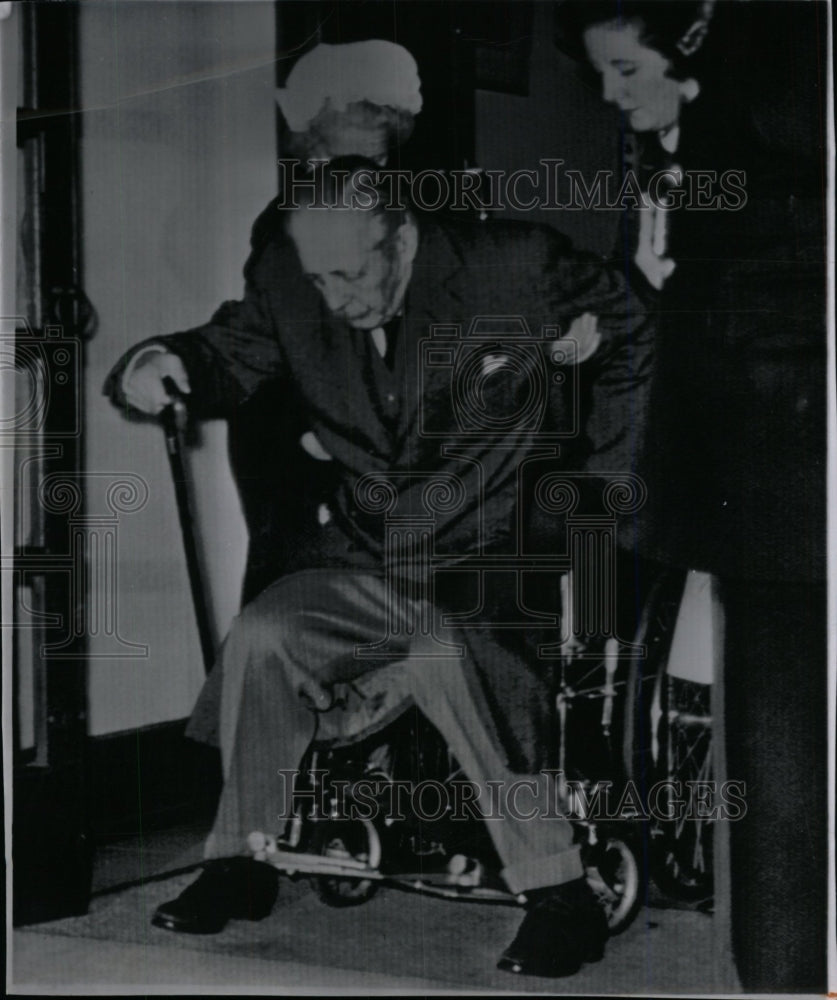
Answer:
[554,1,716,81]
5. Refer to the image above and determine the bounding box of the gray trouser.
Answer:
[205,569,582,894]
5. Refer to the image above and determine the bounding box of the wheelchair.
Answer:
[165,388,714,936]
[242,566,714,932]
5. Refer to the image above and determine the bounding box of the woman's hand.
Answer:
[635,204,677,290]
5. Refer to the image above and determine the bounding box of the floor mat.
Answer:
[21,869,736,993]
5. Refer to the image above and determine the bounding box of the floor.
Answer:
[9,820,742,995]
[89,817,212,896]
[12,933,467,993]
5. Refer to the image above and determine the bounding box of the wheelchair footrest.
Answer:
[260,849,384,880]
[253,844,517,899]
[388,876,517,903]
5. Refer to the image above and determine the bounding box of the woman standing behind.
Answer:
[557,1,829,992]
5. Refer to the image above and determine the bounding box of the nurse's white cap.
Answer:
[276,40,423,133]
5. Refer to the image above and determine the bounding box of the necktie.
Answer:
[370,316,401,369]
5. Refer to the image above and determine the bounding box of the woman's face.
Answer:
[583,21,685,133]
[292,102,400,165]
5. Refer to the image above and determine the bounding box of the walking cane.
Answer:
[160,376,215,675]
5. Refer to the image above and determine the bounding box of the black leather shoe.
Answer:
[497,877,608,978]
[151,858,280,934]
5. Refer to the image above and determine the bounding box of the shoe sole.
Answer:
[151,912,229,934]
[151,904,275,934]
[497,939,605,978]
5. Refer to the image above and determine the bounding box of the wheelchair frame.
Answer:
[161,396,714,934]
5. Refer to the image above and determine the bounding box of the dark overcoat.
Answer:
[107,214,652,770]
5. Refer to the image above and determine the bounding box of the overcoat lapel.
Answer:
[394,222,466,452]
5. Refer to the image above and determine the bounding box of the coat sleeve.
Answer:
[103,235,293,419]
[532,225,653,345]
[532,226,657,474]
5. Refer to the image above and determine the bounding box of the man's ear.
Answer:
[395,217,419,266]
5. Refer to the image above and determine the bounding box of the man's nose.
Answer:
[320,278,352,313]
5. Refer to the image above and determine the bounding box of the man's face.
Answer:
[289,209,414,330]
[584,21,683,134]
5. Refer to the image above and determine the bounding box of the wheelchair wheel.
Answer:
[646,672,713,899]
[313,819,381,907]
[585,835,641,934]
[624,570,714,901]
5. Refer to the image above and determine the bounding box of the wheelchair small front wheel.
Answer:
[313,819,381,907]
[585,836,641,934]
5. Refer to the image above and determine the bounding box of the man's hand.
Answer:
[121,350,191,415]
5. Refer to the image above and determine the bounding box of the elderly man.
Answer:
[107,159,651,977]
